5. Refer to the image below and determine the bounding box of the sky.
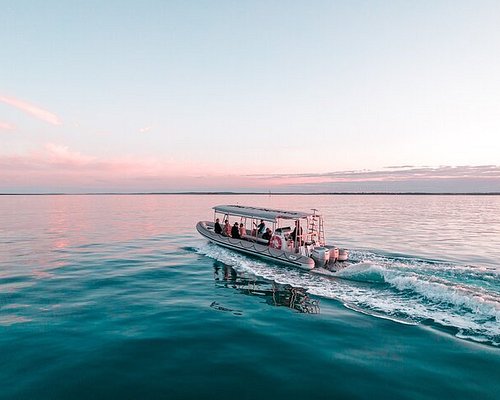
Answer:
[1,0,499,193]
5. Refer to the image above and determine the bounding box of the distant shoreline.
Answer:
[1,192,499,196]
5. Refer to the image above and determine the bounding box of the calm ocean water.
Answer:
[1,194,499,399]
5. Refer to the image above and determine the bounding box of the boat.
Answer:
[196,205,349,270]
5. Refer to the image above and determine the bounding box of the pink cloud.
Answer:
[249,165,500,184]
[1,145,499,193]
[0,94,62,126]
[139,126,153,133]
[246,166,500,192]
[0,121,15,131]
[43,143,96,166]
[0,143,263,192]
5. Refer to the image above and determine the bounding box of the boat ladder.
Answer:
[310,209,325,246]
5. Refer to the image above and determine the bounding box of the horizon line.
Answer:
[1,191,500,196]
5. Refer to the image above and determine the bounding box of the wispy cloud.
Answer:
[43,143,96,166]
[0,144,252,192]
[244,166,500,192]
[1,146,499,193]
[0,94,62,126]
[139,126,153,133]
[249,165,500,183]
[0,121,15,131]
[0,144,166,174]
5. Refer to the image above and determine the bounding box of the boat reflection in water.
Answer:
[212,262,320,314]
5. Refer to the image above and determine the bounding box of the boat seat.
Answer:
[247,236,270,245]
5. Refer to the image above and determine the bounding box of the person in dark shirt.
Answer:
[231,222,241,239]
[262,228,272,244]
[290,221,303,246]
[254,219,266,236]
[214,218,222,234]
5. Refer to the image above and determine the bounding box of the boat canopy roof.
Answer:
[213,205,314,222]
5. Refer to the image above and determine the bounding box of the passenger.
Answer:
[290,221,304,246]
[239,223,246,238]
[231,222,241,239]
[254,219,266,236]
[214,218,222,234]
[223,220,231,236]
[262,228,272,244]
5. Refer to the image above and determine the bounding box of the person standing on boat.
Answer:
[290,221,303,246]
[231,222,241,239]
[223,220,231,236]
[254,219,266,236]
[214,218,222,234]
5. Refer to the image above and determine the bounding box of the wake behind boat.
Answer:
[196,205,349,270]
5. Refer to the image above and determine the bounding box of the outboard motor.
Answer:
[311,247,330,267]
[338,249,349,261]
[325,246,339,262]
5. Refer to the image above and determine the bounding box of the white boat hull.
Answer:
[196,221,315,270]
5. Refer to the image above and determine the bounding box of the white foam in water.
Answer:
[197,243,500,346]
[334,262,386,283]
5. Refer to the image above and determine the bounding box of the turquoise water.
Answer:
[1,194,499,399]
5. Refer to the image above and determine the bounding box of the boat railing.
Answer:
[205,219,314,251]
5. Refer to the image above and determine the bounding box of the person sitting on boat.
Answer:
[262,228,272,244]
[231,222,241,239]
[223,220,231,236]
[254,219,266,236]
[239,223,246,238]
[290,221,304,246]
[214,218,222,234]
